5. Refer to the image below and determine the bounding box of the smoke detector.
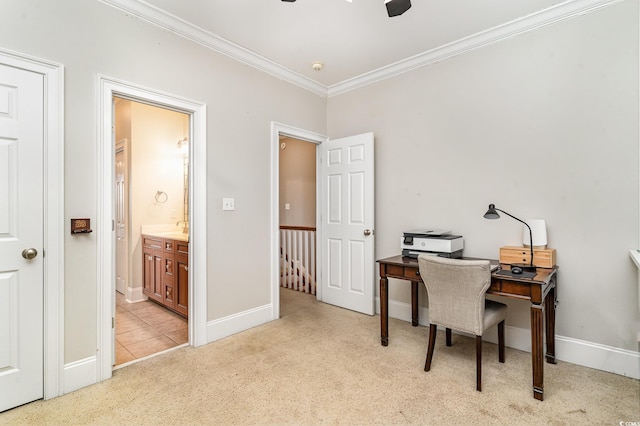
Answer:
[311,62,324,71]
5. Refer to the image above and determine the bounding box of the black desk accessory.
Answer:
[495,269,537,279]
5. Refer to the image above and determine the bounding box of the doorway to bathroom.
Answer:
[113,97,190,366]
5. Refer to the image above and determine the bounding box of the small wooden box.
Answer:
[499,246,556,268]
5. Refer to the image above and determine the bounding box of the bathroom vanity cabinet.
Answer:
[142,234,189,318]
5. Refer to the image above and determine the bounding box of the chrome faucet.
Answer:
[176,220,189,234]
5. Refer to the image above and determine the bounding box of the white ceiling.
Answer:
[103,0,616,95]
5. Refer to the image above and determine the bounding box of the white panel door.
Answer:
[321,133,375,315]
[115,140,128,295]
[0,64,44,411]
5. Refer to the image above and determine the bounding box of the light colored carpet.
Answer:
[2,288,639,425]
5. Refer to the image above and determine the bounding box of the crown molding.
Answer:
[328,0,623,96]
[98,0,328,97]
[99,0,621,99]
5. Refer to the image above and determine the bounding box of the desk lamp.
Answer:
[483,204,535,273]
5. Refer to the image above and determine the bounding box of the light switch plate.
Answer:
[222,198,235,211]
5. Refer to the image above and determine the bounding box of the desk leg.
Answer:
[380,276,389,346]
[411,281,419,327]
[531,304,544,401]
[545,286,557,364]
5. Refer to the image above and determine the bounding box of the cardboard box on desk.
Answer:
[499,246,556,268]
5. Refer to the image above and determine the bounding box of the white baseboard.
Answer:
[555,336,640,379]
[63,356,97,394]
[377,297,640,380]
[207,304,273,343]
[126,286,146,303]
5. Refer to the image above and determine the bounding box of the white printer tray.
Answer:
[402,249,463,259]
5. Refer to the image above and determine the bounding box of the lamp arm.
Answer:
[496,208,534,268]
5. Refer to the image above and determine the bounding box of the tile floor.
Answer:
[115,292,188,366]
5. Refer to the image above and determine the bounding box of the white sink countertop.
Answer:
[145,232,188,242]
[141,224,189,242]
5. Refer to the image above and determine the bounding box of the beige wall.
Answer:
[328,0,639,350]
[279,137,316,228]
[114,98,131,144]
[0,0,326,363]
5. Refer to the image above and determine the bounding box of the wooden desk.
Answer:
[377,255,558,401]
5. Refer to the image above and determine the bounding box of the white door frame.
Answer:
[270,122,327,319]
[97,75,208,382]
[0,48,65,400]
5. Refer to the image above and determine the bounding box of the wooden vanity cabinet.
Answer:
[162,239,176,309]
[142,234,188,318]
[175,241,189,317]
[142,235,164,303]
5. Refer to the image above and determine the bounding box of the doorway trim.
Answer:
[97,75,207,382]
[270,122,327,320]
[0,48,65,400]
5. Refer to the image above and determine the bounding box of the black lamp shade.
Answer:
[386,0,412,17]
[483,204,500,219]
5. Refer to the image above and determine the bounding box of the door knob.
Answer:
[364,229,373,236]
[22,248,38,260]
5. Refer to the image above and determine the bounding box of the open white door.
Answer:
[115,139,128,295]
[0,63,44,411]
[320,132,375,315]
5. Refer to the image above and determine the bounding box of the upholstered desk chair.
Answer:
[417,255,507,392]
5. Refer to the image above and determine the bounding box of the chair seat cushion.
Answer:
[483,299,508,331]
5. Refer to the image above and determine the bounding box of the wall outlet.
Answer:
[222,198,235,211]
[284,203,290,210]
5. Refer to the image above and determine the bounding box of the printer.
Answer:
[401,229,464,259]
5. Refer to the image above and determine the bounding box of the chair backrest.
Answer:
[417,255,491,336]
